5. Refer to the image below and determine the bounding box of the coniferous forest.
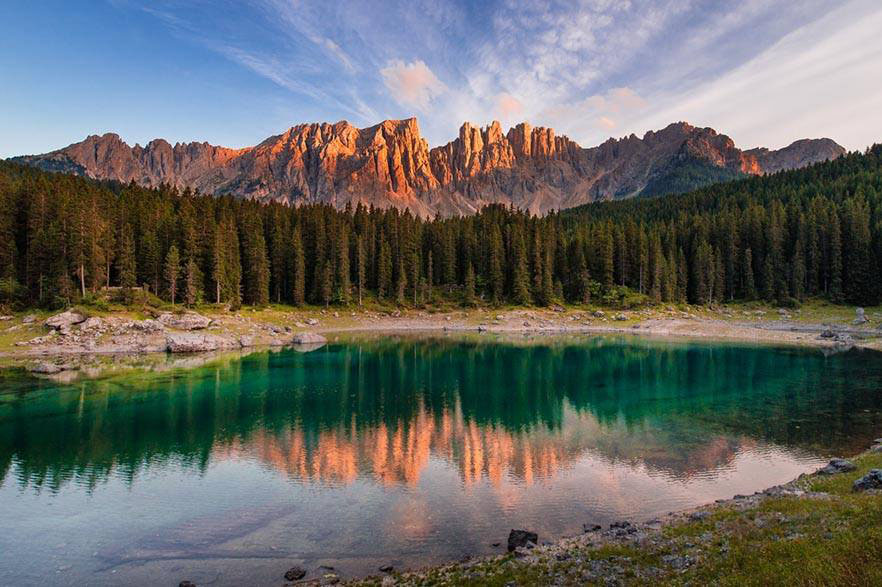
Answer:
[1,144,881,311]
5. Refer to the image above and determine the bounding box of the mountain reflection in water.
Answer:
[2,335,882,585]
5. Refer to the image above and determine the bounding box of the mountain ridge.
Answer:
[11,118,845,216]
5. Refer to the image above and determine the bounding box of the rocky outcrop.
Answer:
[12,119,845,216]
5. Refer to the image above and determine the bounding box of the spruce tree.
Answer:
[164,245,180,306]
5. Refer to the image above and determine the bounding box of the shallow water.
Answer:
[2,334,882,586]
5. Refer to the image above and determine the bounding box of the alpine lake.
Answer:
[2,332,882,586]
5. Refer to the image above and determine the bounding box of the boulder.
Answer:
[158,312,212,330]
[853,469,882,491]
[284,566,307,581]
[592,310,605,318]
[0,315,12,321]
[292,332,327,345]
[306,318,319,326]
[79,316,104,331]
[22,314,37,324]
[614,314,627,321]
[818,458,856,475]
[166,333,227,353]
[131,319,164,332]
[45,310,86,330]
[819,329,836,339]
[507,529,538,552]
[238,335,254,348]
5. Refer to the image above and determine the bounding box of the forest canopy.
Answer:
[1,144,881,310]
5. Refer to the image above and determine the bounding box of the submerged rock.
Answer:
[29,362,62,374]
[291,332,327,345]
[507,529,538,552]
[158,312,212,330]
[45,310,86,330]
[853,469,882,491]
[818,458,856,475]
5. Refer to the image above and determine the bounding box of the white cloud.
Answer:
[620,0,882,150]
[380,60,448,111]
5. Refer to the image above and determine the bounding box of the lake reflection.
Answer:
[2,335,882,586]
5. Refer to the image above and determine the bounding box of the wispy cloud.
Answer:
[125,0,878,150]
[380,60,447,112]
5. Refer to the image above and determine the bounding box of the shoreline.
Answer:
[2,305,880,368]
[338,438,882,586]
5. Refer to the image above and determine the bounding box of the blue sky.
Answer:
[2,0,881,158]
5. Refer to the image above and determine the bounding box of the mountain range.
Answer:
[11,119,845,216]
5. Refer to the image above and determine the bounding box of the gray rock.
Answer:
[507,529,538,552]
[131,319,164,332]
[0,315,12,321]
[818,458,856,475]
[306,318,319,326]
[819,329,836,339]
[238,335,253,348]
[158,312,212,330]
[292,332,327,345]
[853,469,882,491]
[79,316,104,331]
[45,310,87,330]
[614,314,627,321]
[284,566,306,581]
[592,310,605,318]
[22,314,37,324]
[166,333,228,353]
[477,324,488,332]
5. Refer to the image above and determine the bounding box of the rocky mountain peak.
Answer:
[10,117,846,217]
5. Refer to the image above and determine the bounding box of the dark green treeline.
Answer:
[1,144,881,309]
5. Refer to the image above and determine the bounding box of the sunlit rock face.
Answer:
[12,119,845,216]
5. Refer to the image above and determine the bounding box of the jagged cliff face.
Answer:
[12,119,846,216]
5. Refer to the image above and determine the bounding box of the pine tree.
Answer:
[488,225,504,304]
[184,258,199,307]
[510,226,531,305]
[118,224,137,301]
[356,234,366,306]
[463,261,476,306]
[377,236,392,301]
[395,257,407,306]
[164,244,181,306]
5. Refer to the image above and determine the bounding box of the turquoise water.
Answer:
[2,334,882,585]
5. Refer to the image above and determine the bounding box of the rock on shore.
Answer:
[158,312,212,330]
[166,333,235,353]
